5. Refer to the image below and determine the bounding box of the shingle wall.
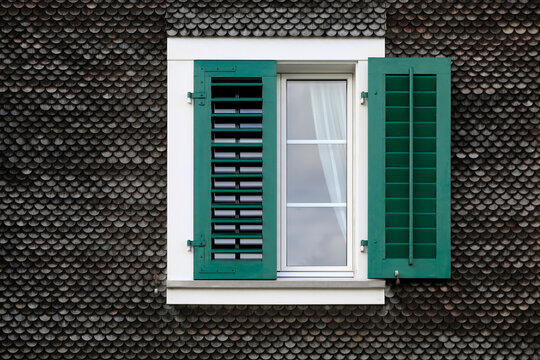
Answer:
[1,1,539,359]
[166,0,386,37]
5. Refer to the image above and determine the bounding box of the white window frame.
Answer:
[278,74,354,274]
[167,38,386,304]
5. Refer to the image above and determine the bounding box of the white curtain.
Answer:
[309,82,347,238]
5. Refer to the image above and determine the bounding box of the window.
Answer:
[167,38,450,304]
[278,75,353,274]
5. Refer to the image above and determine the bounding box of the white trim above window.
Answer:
[167,37,386,305]
[168,38,385,61]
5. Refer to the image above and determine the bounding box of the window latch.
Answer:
[187,91,205,104]
[360,91,368,105]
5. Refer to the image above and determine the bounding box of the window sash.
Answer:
[278,73,354,272]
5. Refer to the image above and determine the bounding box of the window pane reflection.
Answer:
[287,207,347,266]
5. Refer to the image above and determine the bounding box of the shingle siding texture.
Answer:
[166,0,386,37]
[0,0,539,360]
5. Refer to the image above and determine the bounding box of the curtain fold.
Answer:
[309,82,347,238]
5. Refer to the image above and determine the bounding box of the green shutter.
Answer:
[193,61,277,279]
[368,57,451,279]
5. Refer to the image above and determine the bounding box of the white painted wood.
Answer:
[276,74,284,272]
[279,73,354,273]
[166,37,386,295]
[277,271,353,278]
[286,140,347,144]
[278,74,286,271]
[168,279,385,288]
[167,287,385,305]
[286,203,347,208]
[277,62,356,73]
[167,60,194,281]
[354,59,370,280]
[168,38,386,61]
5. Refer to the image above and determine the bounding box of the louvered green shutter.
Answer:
[368,57,451,279]
[193,61,277,279]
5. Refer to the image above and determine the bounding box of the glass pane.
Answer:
[287,207,346,266]
[287,144,346,203]
[287,81,346,140]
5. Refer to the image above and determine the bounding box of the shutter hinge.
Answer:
[187,237,206,251]
[360,91,368,105]
[187,91,206,104]
[360,240,368,252]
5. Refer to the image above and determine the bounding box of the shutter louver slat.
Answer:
[194,61,277,279]
[211,78,263,261]
[384,71,439,261]
[368,57,451,279]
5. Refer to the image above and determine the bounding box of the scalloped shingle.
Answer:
[0,0,539,359]
[166,0,387,37]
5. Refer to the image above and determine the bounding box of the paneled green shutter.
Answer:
[368,57,451,279]
[193,61,277,279]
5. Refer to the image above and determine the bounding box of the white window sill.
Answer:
[167,279,385,305]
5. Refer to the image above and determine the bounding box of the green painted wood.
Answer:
[211,204,263,209]
[212,219,263,224]
[211,113,263,118]
[211,129,263,132]
[212,174,263,178]
[211,189,263,193]
[194,60,277,280]
[211,234,263,239]
[211,98,263,102]
[211,160,262,164]
[408,66,414,265]
[211,144,263,148]
[368,57,451,279]
[211,82,263,87]
[212,249,263,254]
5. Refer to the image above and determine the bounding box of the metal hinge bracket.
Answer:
[360,91,368,105]
[360,240,368,252]
[187,91,206,104]
[187,237,205,251]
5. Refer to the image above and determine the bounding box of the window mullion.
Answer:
[287,203,347,207]
[286,140,346,145]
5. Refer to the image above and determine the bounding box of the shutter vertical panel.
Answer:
[194,61,277,279]
[368,57,451,279]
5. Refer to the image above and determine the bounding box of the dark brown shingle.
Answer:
[0,0,539,359]
[166,0,387,37]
